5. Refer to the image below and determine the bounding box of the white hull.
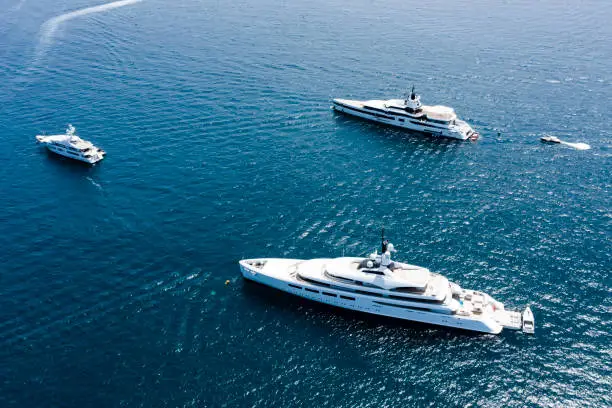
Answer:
[42,143,103,164]
[332,99,476,140]
[240,259,507,334]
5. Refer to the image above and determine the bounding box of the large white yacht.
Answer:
[239,233,534,335]
[36,125,105,164]
[332,87,479,141]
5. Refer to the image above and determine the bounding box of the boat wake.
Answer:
[34,0,142,61]
[541,135,591,150]
[87,176,103,190]
[11,0,27,12]
[560,141,591,150]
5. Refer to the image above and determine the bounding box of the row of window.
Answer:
[374,301,431,313]
[52,146,73,154]
[288,282,433,313]
[50,142,91,152]
[371,112,394,120]
[288,283,356,301]
[343,105,393,120]
[299,274,445,304]
[360,106,451,127]
[428,118,451,125]
[363,105,387,114]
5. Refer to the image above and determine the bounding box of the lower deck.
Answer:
[495,310,523,331]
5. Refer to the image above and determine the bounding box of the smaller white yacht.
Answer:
[36,125,105,164]
[540,135,561,144]
[239,231,534,335]
[333,87,479,141]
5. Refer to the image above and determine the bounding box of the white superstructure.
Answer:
[332,87,479,141]
[239,235,533,335]
[36,125,105,164]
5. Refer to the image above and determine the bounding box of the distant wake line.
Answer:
[35,0,142,58]
[560,141,591,150]
[11,0,27,12]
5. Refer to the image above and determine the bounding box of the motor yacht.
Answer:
[239,232,534,335]
[332,87,479,141]
[540,135,561,143]
[36,125,105,164]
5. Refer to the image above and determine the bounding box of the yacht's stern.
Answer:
[452,120,479,141]
[494,306,535,334]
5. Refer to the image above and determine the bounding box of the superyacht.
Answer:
[36,125,105,164]
[332,87,479,140]
[240,232,533,335]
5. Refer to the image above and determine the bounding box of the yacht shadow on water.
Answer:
[240,279,488,340]
[41,149,103,173]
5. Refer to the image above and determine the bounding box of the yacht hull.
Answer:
[36,136,104,164]
[239,259,503,334]
[332,99,473,140]
[43,144,103,164]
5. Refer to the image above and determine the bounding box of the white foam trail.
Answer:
[35,0,142,59]
[560,141,591,150]
[86,176,103,190]
[10,0,27,12]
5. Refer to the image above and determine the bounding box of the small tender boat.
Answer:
[332,86,479,141]
[36,125,105,164]
[540,135,561,143]
[522,306,535,334]
[239,230,534,335]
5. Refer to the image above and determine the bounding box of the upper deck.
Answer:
[294,257,450,302]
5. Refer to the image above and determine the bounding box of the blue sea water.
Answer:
[1,0,611,406]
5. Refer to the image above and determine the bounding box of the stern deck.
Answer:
[495,310,523,330]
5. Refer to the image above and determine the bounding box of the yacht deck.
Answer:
[495,310,523,330]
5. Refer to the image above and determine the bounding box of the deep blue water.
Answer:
[1,0,611,406]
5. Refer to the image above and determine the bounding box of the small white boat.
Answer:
[239,230,534,335]
[332,86,479,141]
[522,306,535,334]
[540,135,561,143]
[36,125,105,164]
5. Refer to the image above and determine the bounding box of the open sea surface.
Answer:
[0,0,610,406]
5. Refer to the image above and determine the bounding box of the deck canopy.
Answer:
[422,105,457,121]
[324,257,431,290]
